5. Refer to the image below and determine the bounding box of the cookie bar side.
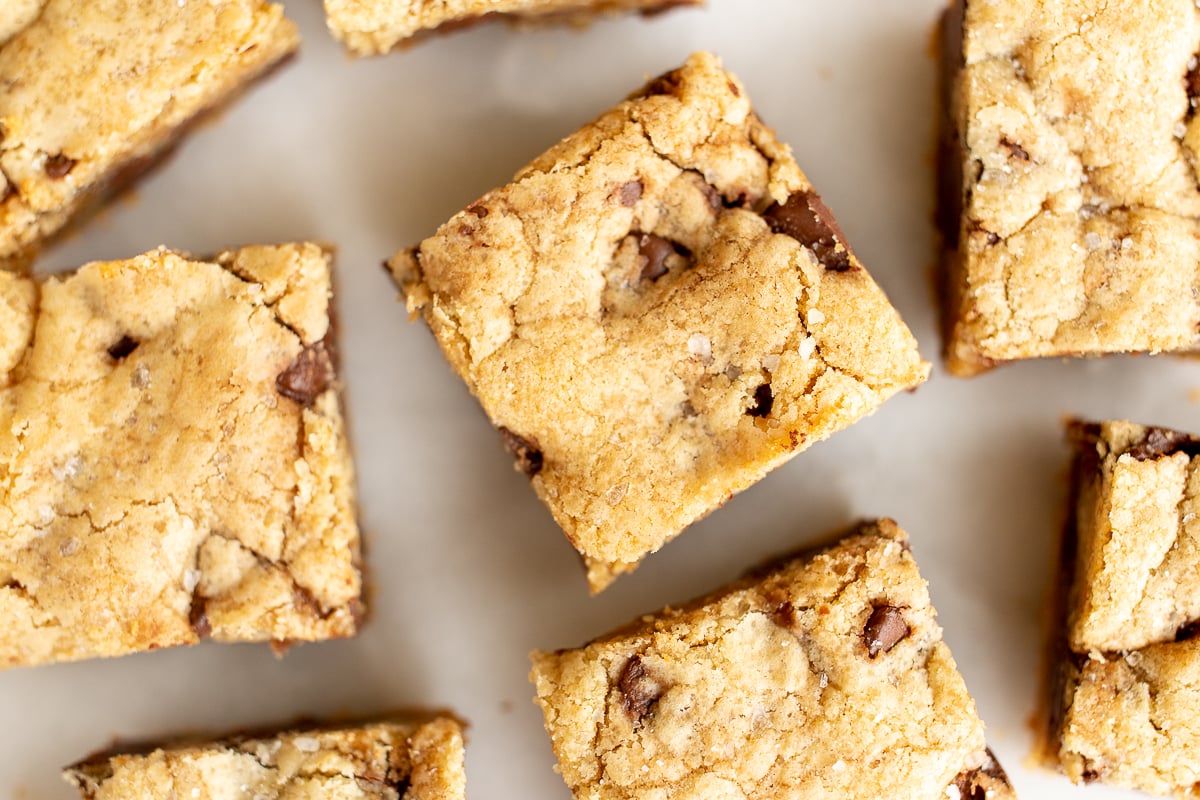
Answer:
[0,1,300,267]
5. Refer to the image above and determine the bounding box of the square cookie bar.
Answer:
[1043,420,1200,795]
[390,52,930,592]
[530,519,1015,800]
[323,0,700,56]
[938,0,1200,375]
[65,716,465,799]
[0,1,299,269]
[0,243,361,668]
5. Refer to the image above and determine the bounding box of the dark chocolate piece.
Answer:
[44,153,77,179]
[762,191,853,272]
[106,335,139,361]
[498,427,543,476]
[617,655,663,723]
[276,342,333,406]
[863,604,909,657]
[617,180,643,207]
[747,382,773,418]
[1126,427,1200,461]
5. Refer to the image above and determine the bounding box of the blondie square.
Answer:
[530,519,1015,800]
[1043,420,1200,796]
[939,0,1200,375]
[65,716,465,800]
[390,52,929,592]
[0,243,361,668]
[0,1,299,269]
[323,0,701,56]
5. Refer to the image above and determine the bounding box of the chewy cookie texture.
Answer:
[65,716,466,800]
[391,52,929,592]
[939,0,1200,375]
[0,0,299,269]
[1044,420,1200,796]
[0,244,361,668]
[323,0,701,56]
[530,519,1015,800]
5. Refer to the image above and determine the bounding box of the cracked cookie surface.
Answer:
[390,51,929,592]
[1045,420,1200,796]
[65,716,465,800]
[0,0,298,269]
[529,519,1015,800]
[0,243,361,668]
[940,0,1200,375]
[323,0,700,56]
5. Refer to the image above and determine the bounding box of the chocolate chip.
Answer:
[617,655,663,723]
[1127,427,1200,461]
[637,68,683,98]
[952,770,987,800]
[747,382,773,418]
[275,342,333,406]
[106,335,139,361]
[467,203,489,218]
[617,180,643,207]
[999,136,1030,161]
[1188,58,1200,110]
[637,234,676,282]
[1176,619,1200,642]
[189,596,211,639]
[770,601,797,629]
[1081,761,1102,783]
[44,153,76,179]
[498,427,543,476]
[762,191,854,271]
[863,604,909,657]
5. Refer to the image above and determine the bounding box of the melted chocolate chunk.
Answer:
[747,382,773,418]
[863,604,909,657]
[617,180,643,207]
[950,749,1011,800]
[276,342,333,406]
[466,203,489,218]
[637,234,677,282]
[1176,619,1200,642]
[762,191,854,271]
[617,655,663,723]
[1126,427,1200,461]
[637,68,683,98]
[498,427,543,476]
[44,153,77,179]
[189,596,211,639]
[106,335,139,361]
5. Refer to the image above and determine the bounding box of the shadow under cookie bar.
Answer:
[65,714,465,800]
[323,0,701,56]
[1042,420,1200,795]
[529,519,1016,800]
[0,0,299,271]
[937,0,1200,376]
[389,51,929,593]
[0,243,362,668]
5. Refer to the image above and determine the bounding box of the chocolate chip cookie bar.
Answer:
[938,0,1200,375]
[65,716,465,799]
[1042,420,1200,795]
[0,243,362,668]
[390,52,930,592]
[530,519,1015,799]
[0,1,299,269]
[323,0,700,56]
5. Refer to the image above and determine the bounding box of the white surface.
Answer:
[2,1,1194,798]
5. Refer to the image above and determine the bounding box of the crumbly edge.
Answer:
[0,3,300,269]
[0,243,363,667]
[530,519,1015,798]
[64,715,466,800]
[323,0,700,56]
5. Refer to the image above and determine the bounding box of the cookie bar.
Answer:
[1042,420,1200,795]
[530,519,1016,800]
[65,716,466,800]
[323,0,701,56]
[0,243,361,668]
[0,1,299,269]
[938,0,1200,375]
[390,52,930,592]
